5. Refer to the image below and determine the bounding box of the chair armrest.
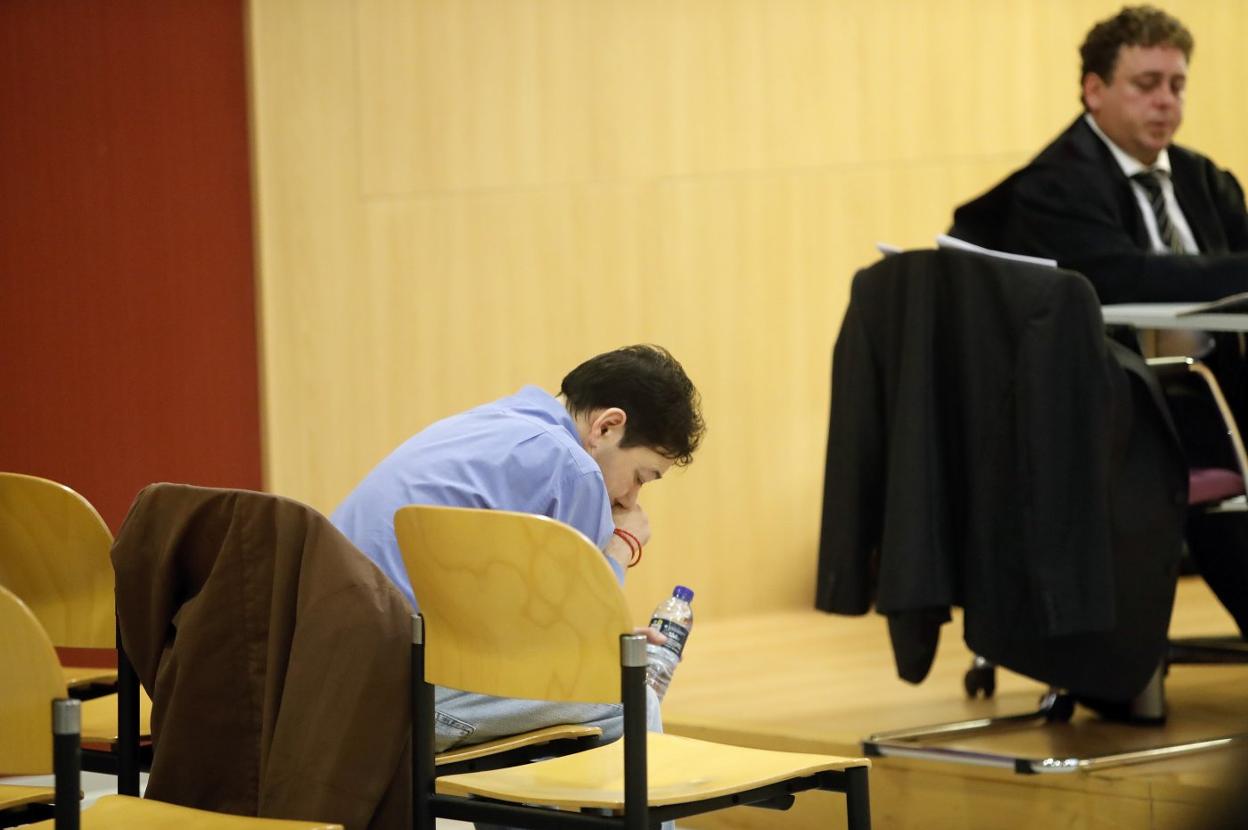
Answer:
[1146,356,1248,482]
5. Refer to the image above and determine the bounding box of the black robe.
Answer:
[951,116,1248,304]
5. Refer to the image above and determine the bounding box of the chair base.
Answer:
[863,686,1247,774]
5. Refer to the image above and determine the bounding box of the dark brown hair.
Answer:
[1081,5,1193,84]
[561,344,704,466]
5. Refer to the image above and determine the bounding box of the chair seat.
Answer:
[0,782,55,810]
[62,665,120,689]
[23,794,343,829]
[436,724,602,766]
[80,687,153,743]
[437,731,869,810]
[1189,467,1244,505]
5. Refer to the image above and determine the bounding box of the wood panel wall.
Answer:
[248,0,1248,621]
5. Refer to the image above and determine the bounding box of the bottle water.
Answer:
[645,585,694,701]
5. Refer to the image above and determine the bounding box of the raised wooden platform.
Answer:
[661,577,1247,829]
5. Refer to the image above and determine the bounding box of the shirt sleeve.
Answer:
[551,465,620,584]
[556,468,614,549]
[505,431,619,582]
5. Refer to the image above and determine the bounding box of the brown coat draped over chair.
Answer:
[111,484,412,830]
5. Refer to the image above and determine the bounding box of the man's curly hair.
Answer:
[1081,5,1193,84]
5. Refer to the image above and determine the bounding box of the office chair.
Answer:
[107,483,611,826]
[1136,356,1248,671]
[962,356,1248,700]
[818,250,1247,772]
[0,472,151,790]
[396,504,872,829]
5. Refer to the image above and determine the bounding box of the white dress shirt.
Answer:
[1084,114,1200,254]
[1084,116,1211,356]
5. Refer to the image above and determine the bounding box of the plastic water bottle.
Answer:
[645,585,694,701]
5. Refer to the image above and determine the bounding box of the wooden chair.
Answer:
[0,585,342,830]
[395,504,872,830]
[433,724,602,774]
[0,583,59,826]
[0,472,114,684]
[104,482,602,823]
[0,472,151,790]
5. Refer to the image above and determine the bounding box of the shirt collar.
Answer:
[1083,113,1172,178]
[511,385,582,444]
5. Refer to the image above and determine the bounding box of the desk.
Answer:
[1102,303,1248,332]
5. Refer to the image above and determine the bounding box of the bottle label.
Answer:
[649,618,690,660]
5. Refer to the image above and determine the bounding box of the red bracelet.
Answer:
[613,527,643,568]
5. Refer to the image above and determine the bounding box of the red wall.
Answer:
[0,1,262,531]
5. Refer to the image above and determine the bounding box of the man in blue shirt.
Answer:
[332,344,704,752]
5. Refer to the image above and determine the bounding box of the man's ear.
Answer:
[1083,72,1107,112]
[588,407,628,447]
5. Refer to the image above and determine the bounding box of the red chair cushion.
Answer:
[1189,467,1245,506]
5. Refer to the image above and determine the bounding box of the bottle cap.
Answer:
[673,585,693,602]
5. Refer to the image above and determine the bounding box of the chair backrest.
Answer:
[394,505,633,704]
[0,472,115,648]
[0,584,70,775]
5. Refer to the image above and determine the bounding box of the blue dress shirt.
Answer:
[331,386,619,608]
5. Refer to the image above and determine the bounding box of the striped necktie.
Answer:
[1131,170,1185,254]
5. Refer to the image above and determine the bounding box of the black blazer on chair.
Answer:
[816,250,1188,700]
[952,117,1248,639]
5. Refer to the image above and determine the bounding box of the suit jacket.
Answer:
[111,484,413,830]
[816,250,1188,699]
[951,116,1248,303]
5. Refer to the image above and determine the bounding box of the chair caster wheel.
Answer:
[964,664,996,699]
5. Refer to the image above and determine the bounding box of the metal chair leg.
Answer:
[53,698,82,830]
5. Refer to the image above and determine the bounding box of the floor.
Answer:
[660,576,1248,830]
[11,581,1237,829]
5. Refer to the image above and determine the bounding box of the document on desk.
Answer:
[1102,303,1199,318]
[1173,291,1248,316]
[1100,303,1248,332]
[935,234,1058,268]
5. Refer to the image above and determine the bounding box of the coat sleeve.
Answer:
[815,284,883,614]
[1208,164,1248,253]
[1015,273,1117,636]
[1008,162,1248,304]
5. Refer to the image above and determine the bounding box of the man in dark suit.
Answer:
[951,5,1248,304]
[952,5,1248,641]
